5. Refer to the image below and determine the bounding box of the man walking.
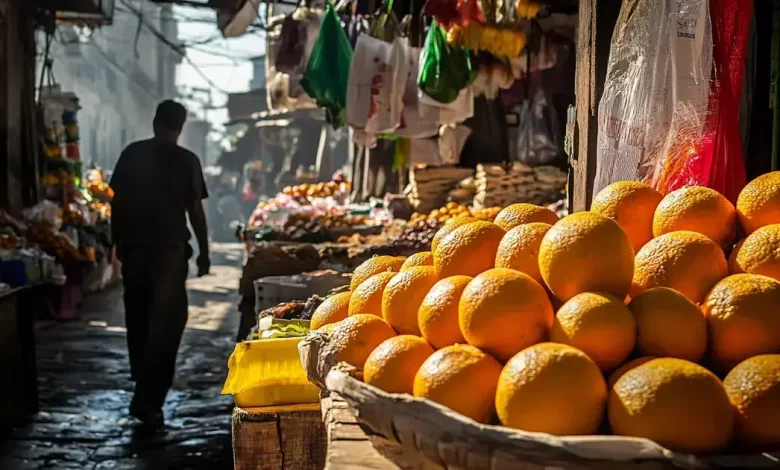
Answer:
[110,100,210,431]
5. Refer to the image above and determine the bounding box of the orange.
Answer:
[734,224,780,281]
[632,231,728,304]
[432,221,505,278]
[459,268,553,361]
[492,203,559,231]
[350,256,406,291]
[400,252,433,271]
[627,287,707,362]
[609,358,734,454]
[382,266,438,335]
[494,222,552,285]
[495,343,607,435]
[728,240,745,274]
[702,274,780,370]
[430,216,478,254]
[310,292,351,330]
[652,186,737,249]
[607,356,656,388]
[318,321,341,335]
[418,275,471,349]
[413,344,503,423]
[723,354,780,451]
[538,212,634,302]
[348,272,395,317]
[330,314,397,369]
[550,292,636,371]
[737,171,780,235]
[591,181,664,253]
[363,335,435,394]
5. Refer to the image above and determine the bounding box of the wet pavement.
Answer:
[1,243,245,470]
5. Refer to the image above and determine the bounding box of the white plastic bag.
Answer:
[418,86,475,125]
[395,48,440,138]
[594,0,712,197]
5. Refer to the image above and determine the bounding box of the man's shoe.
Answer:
[132,410,165,436]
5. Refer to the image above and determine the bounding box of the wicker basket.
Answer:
[298,332,779,470]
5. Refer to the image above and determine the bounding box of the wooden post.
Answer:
[572,0,622,212]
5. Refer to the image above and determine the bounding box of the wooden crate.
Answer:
[232,404,326,470]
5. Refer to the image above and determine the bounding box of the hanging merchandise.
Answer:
[424,0,485,29]
[419,86,475,125]
[394,47,441,139]
[439,124,472,165]
[594,0,713,197]
[274,7,323,75]
[516,83,561,166]
[301,1,353,128]
[417,22,477,104]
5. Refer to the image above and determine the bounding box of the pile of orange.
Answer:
[309,174,780,456]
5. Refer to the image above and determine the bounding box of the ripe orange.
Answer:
[591,181,664,253]
[430,216,478,254]
[632,231,728,304]
[495,343,607,435]
[627,287,707,362]
[607,356,656,388]
[702,274,780,370]
[459,268,553,361]
[733,224,780,281]
[723,354,780,451]
[550,292,636,371]
[400,251,433,271]
[318,321,341,335]
[348,272,395,317]
[363,335,435,394]
[538,212,634,302]
[413,344,503,423]
[728,240,745,275]
[382,266,438,335]
[433,221,505,278]
[609,358,734,453]
[652,186,737,249]
[492,203,559,231]
[330,314,397,369]
[310,292,351,330]
[350,256,406,291]
[494,223,552,285]
[418,275,471,349]
[737,171,780,235]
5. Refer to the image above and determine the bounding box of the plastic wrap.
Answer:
[516,85,561,166]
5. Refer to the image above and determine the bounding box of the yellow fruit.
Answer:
[430,216,477,254]
[330,314,397,369]
[350,256,406,291]
[433,221,505,278]
[632,231,728,304]
[348,272,395,317]
[737,171,780,235]
[382,266,438,335]
[550,292,636,371]
[723,354,780,451]
[607,356,656,388]
[492,203,559,231]
[609,358,734,453]
[400,252,433,271]
[591,181,664,253]
[495,343,607,435]
[413,344,503,423]
[538,212,634,302]
[627,287,707,362]
[494,223,552,285]
[652,186,737,249]
[728,240,745,274]
[459,268,553,361]
[363,335,435,394]
[310,292,351,330]
[702,274,780,370]
[734,224,780,281]
[418,275,471,349]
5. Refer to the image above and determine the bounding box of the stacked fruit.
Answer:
[281,181,349,200]
[311,173,780,455]
[469,205,501,221]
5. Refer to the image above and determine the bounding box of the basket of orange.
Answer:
[299,175,780,469]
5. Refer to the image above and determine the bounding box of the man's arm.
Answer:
[187,200,209,260]
[187,153,210,276]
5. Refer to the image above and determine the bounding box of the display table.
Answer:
[232,404,326,470]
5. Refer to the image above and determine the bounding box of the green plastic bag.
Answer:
[300,2,352,128]
[417,22,477,104]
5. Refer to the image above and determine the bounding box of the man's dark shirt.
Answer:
[111,137,208,247]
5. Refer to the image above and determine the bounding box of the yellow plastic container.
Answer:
[222,337,319,407]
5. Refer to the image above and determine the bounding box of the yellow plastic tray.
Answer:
[222,337,319,407]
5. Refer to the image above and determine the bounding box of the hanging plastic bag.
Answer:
[594,0,713,198]
[301,2,353,128]
[418,86,475,125]
[417,22,477,105]
[516,85,561,166]
[395,47,440,138]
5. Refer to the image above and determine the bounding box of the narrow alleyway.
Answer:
[1,243,244,470]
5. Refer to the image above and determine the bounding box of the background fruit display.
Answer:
[310,173,780,456]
